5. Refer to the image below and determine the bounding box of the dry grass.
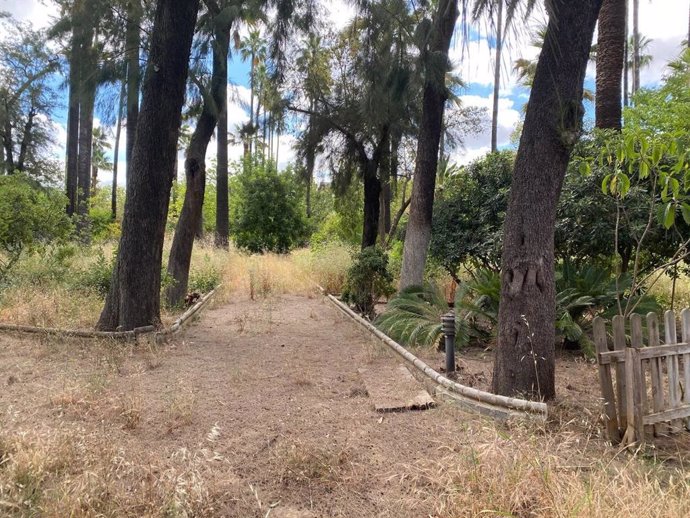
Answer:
[399,418,690,518]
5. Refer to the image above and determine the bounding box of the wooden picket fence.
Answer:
[594,310,690,446]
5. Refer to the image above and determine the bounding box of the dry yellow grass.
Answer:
[0,238,352,329]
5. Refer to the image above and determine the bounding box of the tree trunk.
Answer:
[97,0,200,331]
[399,0,458,289]
[378,139,391,243]
[362,161,381,249]
[595,0,626,130]
[491,0,504,153]
[3,112,13,172]
[65,0,83,216]
[215,26,231,249]
[305,110,316,218]
[390,129,401,197]
[623,3,629,108]
[492,0,603,401]
[165,109,216,306]
[77,28,96,236]
[632,0,640,94]
[17,106,36,172]
[126,0,141,185]
[112,79,125,220]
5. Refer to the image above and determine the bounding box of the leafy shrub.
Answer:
[0,175,72,282]
[375,274,499,350]
[232,166,308,253]
[188,255,221,293]
[89,206,121,241]
[78,249,115,296]
[341,247,395,317]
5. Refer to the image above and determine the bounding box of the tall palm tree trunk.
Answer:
[97,0,200,331]
[595,0,626,129]
[632,0,640,94]
[65,0,84,216]
[399,0,459,289]
[125,0,141,185]
[492,0,603,401]
[215,26,231,249]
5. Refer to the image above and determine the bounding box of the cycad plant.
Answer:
[374,270,499,349]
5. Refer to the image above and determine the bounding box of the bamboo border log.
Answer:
[0,285,220,342]
[323,293,547,419]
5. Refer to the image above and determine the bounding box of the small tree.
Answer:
[341,246,395,318]
[0,175,72,281]
[232,165,308,253]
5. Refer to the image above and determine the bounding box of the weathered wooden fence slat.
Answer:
[595,309,690,446]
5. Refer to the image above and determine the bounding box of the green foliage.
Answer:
[231,164,308,253]
[429,151,513,276]
[77,248,115,296]
[188,255,221,293]
[0,175,72,282]
[374,272,499,350]
[341,247,395,317]
[310,181,363,248]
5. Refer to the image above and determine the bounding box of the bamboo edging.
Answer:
[323,292,547,419]
[0,285,221,342]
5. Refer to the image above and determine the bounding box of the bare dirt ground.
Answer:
[2,293,690,517]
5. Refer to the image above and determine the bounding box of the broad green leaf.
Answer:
[663,202,676,229]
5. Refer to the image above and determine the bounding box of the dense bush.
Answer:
[231,166,308,253]
[0,175,72,282]
[429,151,513,276]
[341,246,395,317]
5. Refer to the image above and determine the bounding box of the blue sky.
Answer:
[2,0,688,183]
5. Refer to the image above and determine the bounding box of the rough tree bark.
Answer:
[362,161,382,249]
[165,107,216,306]
[76,24,96,236]
[125,0,141,185]
[65,0,84,216]
[360,127,389,249]
[596,0,626,129]
[632,0,640,94]
[166,16,229,306]
[399,0,459,289]
[492,0,603,400]
[214,24,231,249]
[97,0,200,331]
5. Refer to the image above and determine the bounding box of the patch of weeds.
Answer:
[279,443,351,489]
[189,254,221,294]
[164,385,196,431]
[118,393,143,430]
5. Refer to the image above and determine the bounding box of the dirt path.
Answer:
[3,294,509,517]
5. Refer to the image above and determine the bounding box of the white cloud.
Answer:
[1,0,59,29]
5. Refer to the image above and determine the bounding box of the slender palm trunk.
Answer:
[215,27,231,249]
[490,0,504,153]
[399,0,459,289]
[126,0,141,185]
[492,0,603,400]
[76,28,96,237]
[111,78,125,220]
[65,0,83,216]
[632,0,640,94]
[97,0,200,331]
[595,0,626,130]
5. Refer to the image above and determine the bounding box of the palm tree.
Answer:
[239,29,266,160]
[90,125,112,192]
[595,0,626,130]
[472,0,539,153]
[295,33,331,217]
